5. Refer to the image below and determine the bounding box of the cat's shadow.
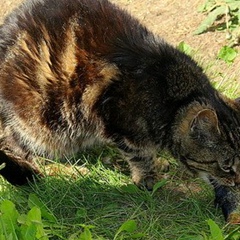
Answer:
[4,153,222,226]
[0,147,223,237]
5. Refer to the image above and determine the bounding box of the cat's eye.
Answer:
[221,158,234,173]
[221,165,232,173]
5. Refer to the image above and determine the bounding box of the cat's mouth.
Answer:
[216,177,236,187]
[197,171,236,188]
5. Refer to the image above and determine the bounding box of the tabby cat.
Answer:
[0,0,240,221]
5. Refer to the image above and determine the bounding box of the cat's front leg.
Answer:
[127,155,159,190]
[0,134,42,185]
[0,149,42,185]
[213,184,240,223]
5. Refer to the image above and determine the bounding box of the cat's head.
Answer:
[174,100,240,187]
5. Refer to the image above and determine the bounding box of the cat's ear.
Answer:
[190,109,220,136]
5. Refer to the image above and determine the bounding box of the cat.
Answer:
[0,0,240,221]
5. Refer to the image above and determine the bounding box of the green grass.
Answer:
[0,46,240,239]
[0,149,232,239]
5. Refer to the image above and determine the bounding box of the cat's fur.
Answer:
[0,0,240,220]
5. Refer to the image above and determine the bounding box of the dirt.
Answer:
[0,0,239,92]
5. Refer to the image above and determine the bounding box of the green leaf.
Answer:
[0,200,19,240]
[152,179,168,195]
[28,207,48,240]
[129,233,145,238]
[79,228,92,240]
[228,2,240,11]
[114,220,137,239]
[70,225,95,240]
[0,234,7,240]
[217,46,237,63]
[28,194,57,223]
[17,214,27,225]
[177,41,194,55]
[118,220,137,233]
[206,219,224,240]
[120,184,139,194]
[197,3,208,13]
[20,207,48,240]
[197,1,216,13]
[194,5,226,34]
[20,224,37,240]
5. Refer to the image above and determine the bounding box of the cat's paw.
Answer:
[227,212,240,224]
[156,157,170,172]
[132,174,158,191]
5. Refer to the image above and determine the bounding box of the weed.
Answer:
[0,192,146,240]
[195,0,240,47]
[0,198,52,240]
[217,45,238,64]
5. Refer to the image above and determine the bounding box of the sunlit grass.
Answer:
[0,149,226,239]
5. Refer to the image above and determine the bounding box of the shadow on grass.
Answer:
[0,146,226,239]
[0,160,225,240]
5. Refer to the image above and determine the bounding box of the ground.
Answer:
[1,0,239,93]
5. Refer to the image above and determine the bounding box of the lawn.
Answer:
[0,149,226,239]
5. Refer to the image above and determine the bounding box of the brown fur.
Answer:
[0,0,240,220]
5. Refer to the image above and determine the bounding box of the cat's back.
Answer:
[0,0,136,57]
[0,0,133,156]
[0,0,143,96]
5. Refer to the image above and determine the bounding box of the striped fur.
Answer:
[0,0,240,220]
